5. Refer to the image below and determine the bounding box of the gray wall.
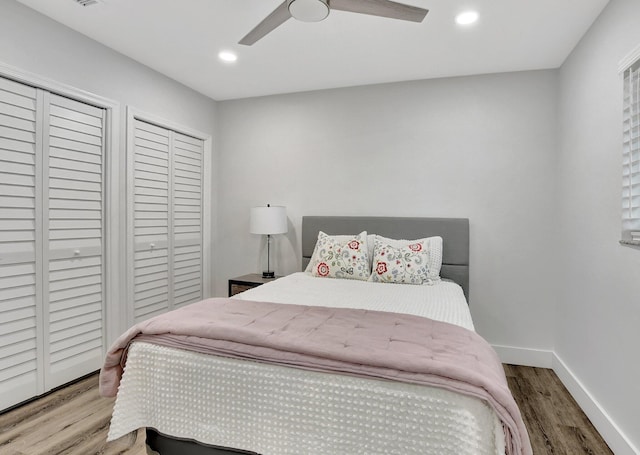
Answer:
[217,70,560,352]
[557,0,640,450]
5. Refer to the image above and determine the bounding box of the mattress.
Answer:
[108,274,505,455]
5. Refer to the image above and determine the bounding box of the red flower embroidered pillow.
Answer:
[369,236,443,285]
[309,231,370,281]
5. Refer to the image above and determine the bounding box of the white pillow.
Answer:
[305,233,375,272]
[307,231,370,281]
[369,235,443,285]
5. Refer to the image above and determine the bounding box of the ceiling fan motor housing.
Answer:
[288,0,330,22]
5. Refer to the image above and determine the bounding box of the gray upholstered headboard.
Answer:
[302,216,470,301]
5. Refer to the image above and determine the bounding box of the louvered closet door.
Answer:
[0,77,41,409]
[0,76,106,410]
[172,132,203,308]
[131,121,203,323]
[132,120,170,323]
[45,94,105,388]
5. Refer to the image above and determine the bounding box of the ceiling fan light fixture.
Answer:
[288,0,330,22]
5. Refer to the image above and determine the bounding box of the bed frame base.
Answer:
[146,429,257,455]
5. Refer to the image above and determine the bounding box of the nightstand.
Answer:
[228,273,280,297]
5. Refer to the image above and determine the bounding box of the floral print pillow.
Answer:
[309,231,370,281]
[369,238,432,285]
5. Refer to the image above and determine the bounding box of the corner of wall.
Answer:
[492,345,554,368]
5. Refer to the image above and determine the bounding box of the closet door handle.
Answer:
[150,243,156,249]
[73,250,81,256]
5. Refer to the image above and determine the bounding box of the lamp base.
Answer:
[262,271,275,279]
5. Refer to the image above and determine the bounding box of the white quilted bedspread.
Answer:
[237,272,474,330]
[108,274,506,455]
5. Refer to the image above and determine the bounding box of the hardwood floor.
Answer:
[0,365,612,455]
[0,374,146,455]
[503,365,613,455]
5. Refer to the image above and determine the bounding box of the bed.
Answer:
[101,216,530,455]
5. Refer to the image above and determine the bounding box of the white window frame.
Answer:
[620,44,640,246]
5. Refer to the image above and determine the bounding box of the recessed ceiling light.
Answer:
[455,11,479,26]
[218,51,238,63]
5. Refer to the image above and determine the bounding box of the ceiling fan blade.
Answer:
[239,1,292,46]
[330,0,428,22]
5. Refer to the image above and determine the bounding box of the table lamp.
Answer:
[250,204,287,278]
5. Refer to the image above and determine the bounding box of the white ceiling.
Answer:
[17,0,609,101]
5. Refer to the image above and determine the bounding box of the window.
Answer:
[622,50,640,244]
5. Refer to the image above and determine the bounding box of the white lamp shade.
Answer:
[250,206,288,235]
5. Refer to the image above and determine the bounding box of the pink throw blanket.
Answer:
[100,298,532,455]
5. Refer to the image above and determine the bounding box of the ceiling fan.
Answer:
[239,0,429,46]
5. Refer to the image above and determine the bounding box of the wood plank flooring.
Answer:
[503,365,613,455]
[0,365,612,455]
[0,373,146,455]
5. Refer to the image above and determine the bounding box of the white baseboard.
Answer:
[491,344,554,368]
[552,354,639,455]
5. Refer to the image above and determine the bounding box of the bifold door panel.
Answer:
[0,76,105,410]
[131,120,203,324]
